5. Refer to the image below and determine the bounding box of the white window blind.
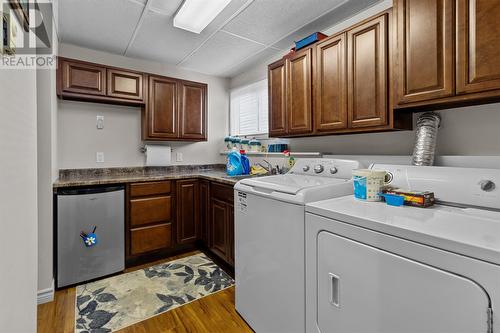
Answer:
[230,79,268,136]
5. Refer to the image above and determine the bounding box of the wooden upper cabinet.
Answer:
[58,57,209,142]
[107,69,144,101]
[179,81,207,140]
[347,13,389,128]
[176,180,200,245]
[396,0,454,104]
[457,0,500,94]
[146,76,178,139]
[287,48,313,135]
[145,77,208,141]
[61,60,106,96]
[315,33,348,132]
[268,59,287,136]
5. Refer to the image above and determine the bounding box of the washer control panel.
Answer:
[290,159,360,179]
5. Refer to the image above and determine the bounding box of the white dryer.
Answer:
[234,158,360,333]
[305,164,500,333]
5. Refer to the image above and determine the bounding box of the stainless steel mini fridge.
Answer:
[56,185,125,288]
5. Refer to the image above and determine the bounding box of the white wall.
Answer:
[0,1,38,331]
[287,104,500,156]
[229,0,500,158]
[37,14,59,296]
[58,43,229,169]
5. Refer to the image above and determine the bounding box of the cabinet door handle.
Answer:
[329,273,340,308]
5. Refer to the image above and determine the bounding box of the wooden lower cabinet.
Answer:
[208,183,235,266]
[227,205,235,266]
[126,179,235,268]
[199,180,210,245]
[130,196,171,227]
[127,181,173,261]
[131,224,172,255]
[210,198,230,260]
[176,180,200,244]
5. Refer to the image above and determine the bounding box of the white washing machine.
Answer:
[305,164,500,333]
[234,158,360,333]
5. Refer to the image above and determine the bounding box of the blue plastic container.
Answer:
[295,32,327,50]
[226,150,243,176]
[380,193,405,207]
[240,151,250,175]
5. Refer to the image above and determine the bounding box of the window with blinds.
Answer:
[230,79,268,136]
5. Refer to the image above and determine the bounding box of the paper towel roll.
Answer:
[146,145,172,166]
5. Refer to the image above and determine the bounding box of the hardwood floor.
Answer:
[37,251,253,333]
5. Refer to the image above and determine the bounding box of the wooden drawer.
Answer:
[107,69,144,101]
[130,181,171,197]
[61,59,107,96]
[211,182,234,203]
[131,223,172,255]
[130,196,171,227]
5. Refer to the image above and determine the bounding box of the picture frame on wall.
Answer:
[9,0,29,32]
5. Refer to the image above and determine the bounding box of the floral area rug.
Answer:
[74,253,234,332]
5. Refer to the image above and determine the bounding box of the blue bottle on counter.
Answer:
[240,150,250,175]
[226,149,243,176]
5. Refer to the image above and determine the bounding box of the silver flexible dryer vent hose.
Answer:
[412,112,441,166]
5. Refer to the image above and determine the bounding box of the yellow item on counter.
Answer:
[250,165,268,175]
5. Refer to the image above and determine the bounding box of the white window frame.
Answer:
[230,79,268,137]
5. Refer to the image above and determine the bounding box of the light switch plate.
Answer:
[96,152,104,163]
[96,116,104,129]
[176,152,183,162]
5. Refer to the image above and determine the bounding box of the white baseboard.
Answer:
[37,280,54,304]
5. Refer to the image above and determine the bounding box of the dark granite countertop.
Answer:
[53,164,250,188]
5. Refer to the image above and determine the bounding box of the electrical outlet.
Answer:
[176,152,183,162]
[96,152,104,163]
[96,115,104,129]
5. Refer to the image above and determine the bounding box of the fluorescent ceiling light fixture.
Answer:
[174,0,232,34]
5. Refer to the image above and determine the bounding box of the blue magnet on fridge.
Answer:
[83,233,97,247]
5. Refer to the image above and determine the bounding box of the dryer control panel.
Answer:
[372,164,500,210]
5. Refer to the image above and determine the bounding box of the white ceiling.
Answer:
[59,0,382,78]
